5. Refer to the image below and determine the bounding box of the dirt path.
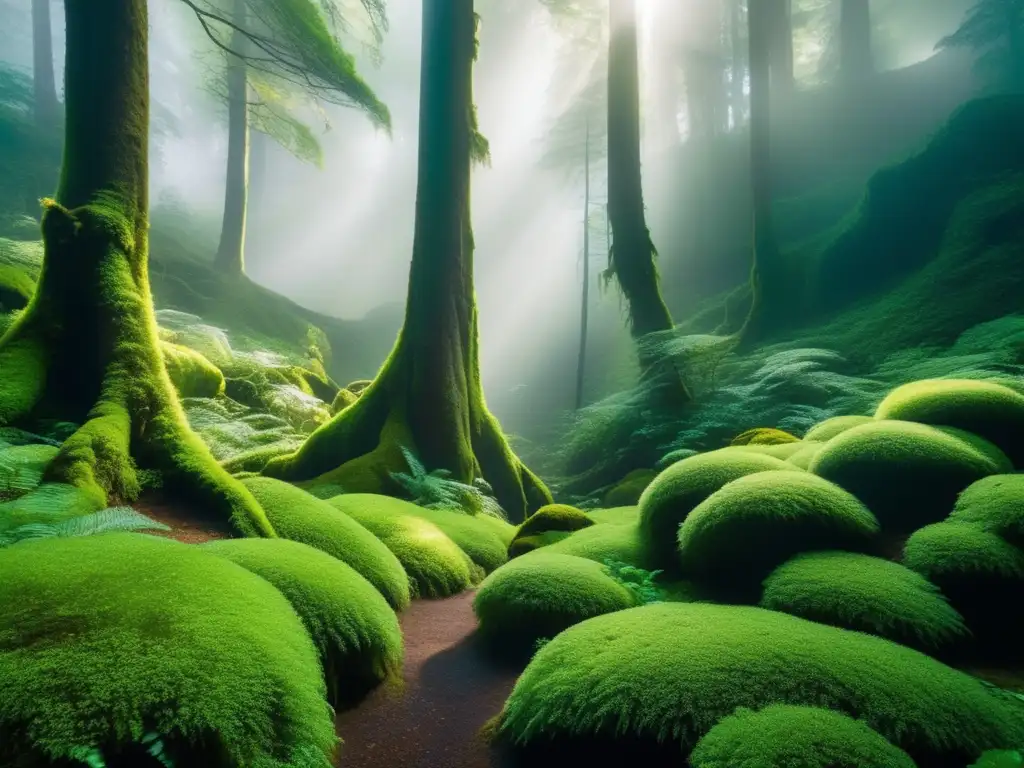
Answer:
[334,591,522,768]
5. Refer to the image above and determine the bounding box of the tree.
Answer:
[181,0,391,275]
[31,0,59,128]
[937,0,1024,91]
[262,0,552,522]
[839,0,874,82]
[768,0,795,91]
[0,0,274,536]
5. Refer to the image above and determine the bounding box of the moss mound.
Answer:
[690,704,918,768]
[586,506,639,525]
[202,538,402,708]
[495,602,1024,763]
[728,442,808,460]
[330,388,358,415]
[519,504,594,537]
[394,503,510,574]
[678,471,879,589]
[546,520,654,568]
[810,420,1007,532]
[950,475,1024,546]
[241,477,410,610]
[327,494,476,598]
[161,341,225,399]
[787,440,826,469]
[0,533,336,767]
[903,521,1024,654]
[639,450,791,568]
[875,379,1024,467]
[474,552,636,651]
[804,415,874,442]
[507,530,573,558]
[761,551,967,651]
[730,427,800,445]
[603,469,657,507]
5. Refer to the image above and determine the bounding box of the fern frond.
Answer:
[0,507,169,547]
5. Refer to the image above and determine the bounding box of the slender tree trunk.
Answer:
[607,0,674,338]
[216,0,250,276]
[575,125,591,411]
[263,0,551,522]
[730,0,746,128]
[0,0,272,537]
[31,0,59,128]
[839,0,873,83]
[767,0,794,92]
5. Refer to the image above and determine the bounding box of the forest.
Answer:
[1,0,1023,766]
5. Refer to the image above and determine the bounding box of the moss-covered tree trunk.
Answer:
[767,0,794,92]
[31,0,59,128]
[839,0,873,83]
[215,0,250,276]
[263,0,551,523]
[0,0,273,537]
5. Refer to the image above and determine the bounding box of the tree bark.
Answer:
[730,0,746,128]
[215,0,250,275]
[767,0,794,92]
[575,124,591,411]
[263,0,551,522]
[0,0,273,537]
[839,0,874,83]
[31,0,59,128]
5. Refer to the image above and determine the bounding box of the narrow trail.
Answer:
[334,591,522,768]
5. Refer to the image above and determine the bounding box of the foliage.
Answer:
[602,559,665,605]
[761,551,968,651]
[0,533,337,767]
[495,602,1024,761]
[202,537,402,707]
[0,507,170,548]
[937,0,1024,90]
[389,445,506,518]
[241,477,411,610]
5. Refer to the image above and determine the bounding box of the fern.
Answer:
[389,445,507,519]
[603,559,666,605]
[67,732,174,768]
[0,507,169,548]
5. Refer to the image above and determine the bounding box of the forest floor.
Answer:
[334,591,523,768]
[133,493,231,544]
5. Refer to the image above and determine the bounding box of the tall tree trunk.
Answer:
[31,0,59,128]
[215,0,250,276]
[263,0,551,522]
[730,0,746,128]
[767,0,794,92]
[738,0,781,340]
[0,0,273,537]
[575,124,591,411]
[839,0,873,82]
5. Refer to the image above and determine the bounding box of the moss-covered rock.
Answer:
[903,521,1024,655]
[875,379,1024,467]
[241,477,411,610]
[690,705,918,768]
[519,504,594,537]
[603,469,657,507]
[0,533,336,767]
[727,441,808,460]
[545,520,654,569]
[507,530,573,559]
[761,551,967,651]
[586,506,639,525]
[395,503,510,574]
[655,448,698,470]
[678,471,880,590]
[950,475,1024,547]
[638,449,791,569]
[787,440,826,469]
[330,387,359,415]
[810,420,1008,532]
[160,341,226,399]
[474,552,636,652]
[202,538,402,708]
[971,751,1024,768]
[730,427,800,446]
[327,493,477,599]
[495,602,1024,763]
[804,415,874,442]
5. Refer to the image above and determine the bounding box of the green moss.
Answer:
[875,379,1024,467]
[586,506,639,525]
[330,388,358,414]
[160,341,226,399]
[810,420,1007,532]
[327,493,476,599]
[507,530,572,558]
[655,448,698,470]
[495,602,1024,761]
[903,521,1024,654]
[603,469,657,507]
[761,551,967,651]
[678,471,880,590]
[638,450,792,569]
[474,552,636,651]
[220,443,299,475]
[0,443,59,501]
[727,442,808,460]
[0,533,336,767]
[804,415,874,442]
[202,538,402,708]
[386,499,510,574]
[690,704,918,768]
[971,751,1024,768]
[786,440,826,469]
[950,475,1024,546]
[730,427,800,445]
[508,503,594,554]
[545,520,654,568]
[241,477,410,610]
